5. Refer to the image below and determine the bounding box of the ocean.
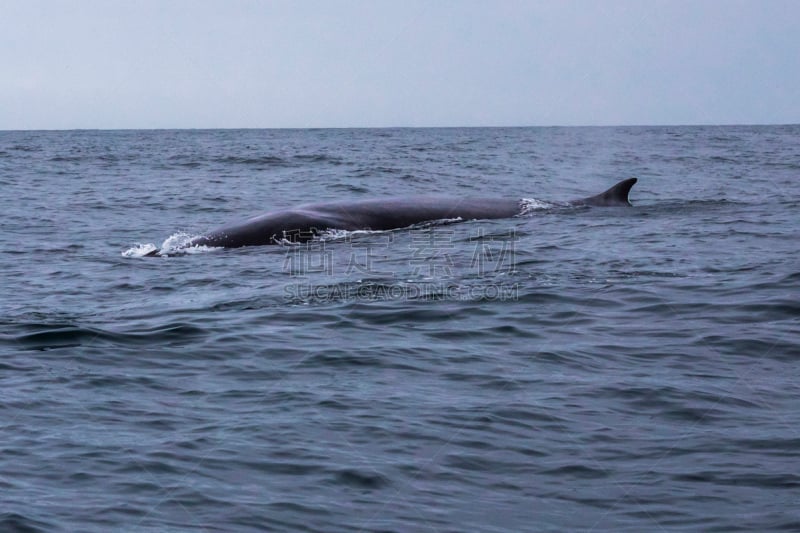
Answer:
[1,126,798,532]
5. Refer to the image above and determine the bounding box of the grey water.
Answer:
[1,126,799,532]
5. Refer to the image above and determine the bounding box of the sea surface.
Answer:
[1,126,798,532]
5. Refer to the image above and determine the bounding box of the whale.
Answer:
[145,178,636,256]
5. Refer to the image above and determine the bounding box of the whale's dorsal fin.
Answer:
[573,178,637,207]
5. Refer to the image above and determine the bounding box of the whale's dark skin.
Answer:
[145,178,636,256]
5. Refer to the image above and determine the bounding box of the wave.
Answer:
[0,513,53,533]
[292,153,343,164]
[157,152,343,170]
[214,155,289,166]
[5,321,207,351]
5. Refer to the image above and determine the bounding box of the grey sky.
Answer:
[2,0,798,129]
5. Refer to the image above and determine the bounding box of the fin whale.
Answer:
[145,178,636,256]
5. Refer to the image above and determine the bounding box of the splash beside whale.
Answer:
[143,178,637,256]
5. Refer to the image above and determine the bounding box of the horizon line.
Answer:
[2,122,798,133]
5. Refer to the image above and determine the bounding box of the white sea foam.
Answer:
[121,232,221,257]
[317,228,383,241]
[317,218,466,242]
[121,243,159,258]
[519,198,557,214]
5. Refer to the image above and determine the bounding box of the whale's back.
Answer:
[304,196,523,231]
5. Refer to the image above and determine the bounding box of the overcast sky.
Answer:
[2,0,798,129]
